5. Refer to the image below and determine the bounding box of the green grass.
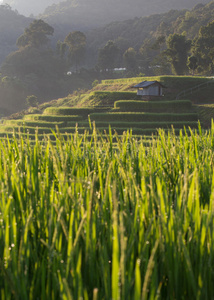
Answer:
[43,107,110,116]
[90,112,199,122]
[0,125,214,299]
[114,100,193,112]
[23,114,83,122]
[2,119,65,128]
[195,104,214,128]
[66,121,198,129]
[99,76,213,100]
[0,124,198,136]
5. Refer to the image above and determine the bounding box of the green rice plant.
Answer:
[0,123,214,299]
[86,121,198,129]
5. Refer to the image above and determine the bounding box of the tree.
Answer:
[193,21,214,74]
[16,19,54,49]
[139,39,155,75]
[64,31,86,71]
[56,40,67,60]
[0,19,67,111]
[97,40,119,71]
[123,47,138,73]
[163,34,192,75]
[0,75,28,114]
[150,35,165,53]
[187,55,198,75]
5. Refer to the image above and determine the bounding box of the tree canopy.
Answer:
[16,19,54,49]
[98,41,119,71]
[64,31,86,71]
[192,21,214,74]
[164,34,191,75]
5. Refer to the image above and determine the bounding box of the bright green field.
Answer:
[0,125,214,299]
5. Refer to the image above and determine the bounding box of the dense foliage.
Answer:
[86,1,214,72]
[0,126,214,299]
[40,0,211,32]
[2,2,214,115]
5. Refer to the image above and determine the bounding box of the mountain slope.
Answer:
[85,1,214,67]
[40,0,211,31]
[0,5,33,64]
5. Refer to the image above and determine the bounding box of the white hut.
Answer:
[133,81,165,96]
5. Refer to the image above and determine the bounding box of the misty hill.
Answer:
[2,0,62,16]
[85,1,214,67]
[0,5,33,63]
[40,0,211,32]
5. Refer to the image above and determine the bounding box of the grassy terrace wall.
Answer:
[90,112,199,122]
[23,114,83,122]
[88,91,141,105]
[3,120,66,128]
[101,76,211,89]
[43,107,110,115]
[114,100,193,112]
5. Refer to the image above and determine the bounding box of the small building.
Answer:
[132,81,165,97]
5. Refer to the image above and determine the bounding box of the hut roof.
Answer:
[133,81,165,88]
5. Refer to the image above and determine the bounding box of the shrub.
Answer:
[26,95,38,107]
[92,79,99,88]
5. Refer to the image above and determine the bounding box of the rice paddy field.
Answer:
[0,123,214,300]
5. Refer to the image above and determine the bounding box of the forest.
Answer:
[1,1,214,115]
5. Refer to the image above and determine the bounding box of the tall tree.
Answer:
[123,47,138,73]
[1,19,66,110]
[16,19,54,49]
[193,21,214,74]
[163,34,191,75]
[97,40,119,71]
[187,55,198,75]
[64,31,86,71]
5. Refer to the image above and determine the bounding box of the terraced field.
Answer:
[1,75,214,139]
[195,104,214,128]
[0,96,199,140]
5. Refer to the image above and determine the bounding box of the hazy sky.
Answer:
[1,0,63,16]
[1,0,212,18]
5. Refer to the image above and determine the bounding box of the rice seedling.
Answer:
[0,124,214,299]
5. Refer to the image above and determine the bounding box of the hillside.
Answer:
[1,76,214,140]
[1,1,214,69]
[86,1,214,67]
[0,5,33,64]
[40,0,211,33]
